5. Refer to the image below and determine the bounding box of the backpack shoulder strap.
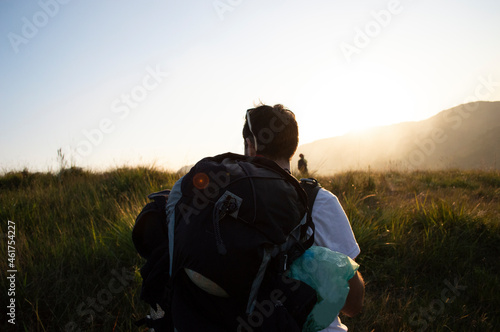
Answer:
[299,178,321,217]
[298,178,321,249]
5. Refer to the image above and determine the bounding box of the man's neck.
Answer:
[274,159,291,172]
[251,151,290,172]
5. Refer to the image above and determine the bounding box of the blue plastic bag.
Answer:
[288,246,359,332]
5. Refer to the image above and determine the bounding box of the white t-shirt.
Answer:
[312,188,360,332]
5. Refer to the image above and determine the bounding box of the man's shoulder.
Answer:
[315,187,340,203]
[312,188,345,219]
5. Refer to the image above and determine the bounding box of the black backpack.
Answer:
[132,153,321,331]
[132,189,174,330]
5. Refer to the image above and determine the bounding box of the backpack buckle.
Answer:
[300,178,319,187]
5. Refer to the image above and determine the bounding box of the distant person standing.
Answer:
[298,153,308,175]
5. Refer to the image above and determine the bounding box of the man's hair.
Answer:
[242,104,298,160]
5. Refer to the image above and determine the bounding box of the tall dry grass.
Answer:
[1,167,499,331]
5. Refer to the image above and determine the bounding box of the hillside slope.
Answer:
[295,101,500,174]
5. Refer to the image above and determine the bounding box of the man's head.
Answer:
[242,103,298,161]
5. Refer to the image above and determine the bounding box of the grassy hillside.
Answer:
[1,167,499,331]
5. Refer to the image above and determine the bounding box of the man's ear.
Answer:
[245,137,257,157]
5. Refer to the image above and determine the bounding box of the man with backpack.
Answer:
[242,104,364,332]
[163,100,320,331]
[134,103,363,331]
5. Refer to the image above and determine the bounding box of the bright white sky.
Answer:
[1,0,500,172]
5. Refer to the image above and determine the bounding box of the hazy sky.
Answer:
[1,0,499,172]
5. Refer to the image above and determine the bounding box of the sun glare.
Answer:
[294,63,420,142]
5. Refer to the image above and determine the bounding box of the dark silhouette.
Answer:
[298,153,308,175]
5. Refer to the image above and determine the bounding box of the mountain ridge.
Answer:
[294,101,500,174]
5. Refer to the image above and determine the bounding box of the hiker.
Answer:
[159,104,363,331]
[164,104,319,330]
[243,104,364,332]
[298,153,308,175]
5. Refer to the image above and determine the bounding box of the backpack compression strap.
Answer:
[283,177,321,267]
